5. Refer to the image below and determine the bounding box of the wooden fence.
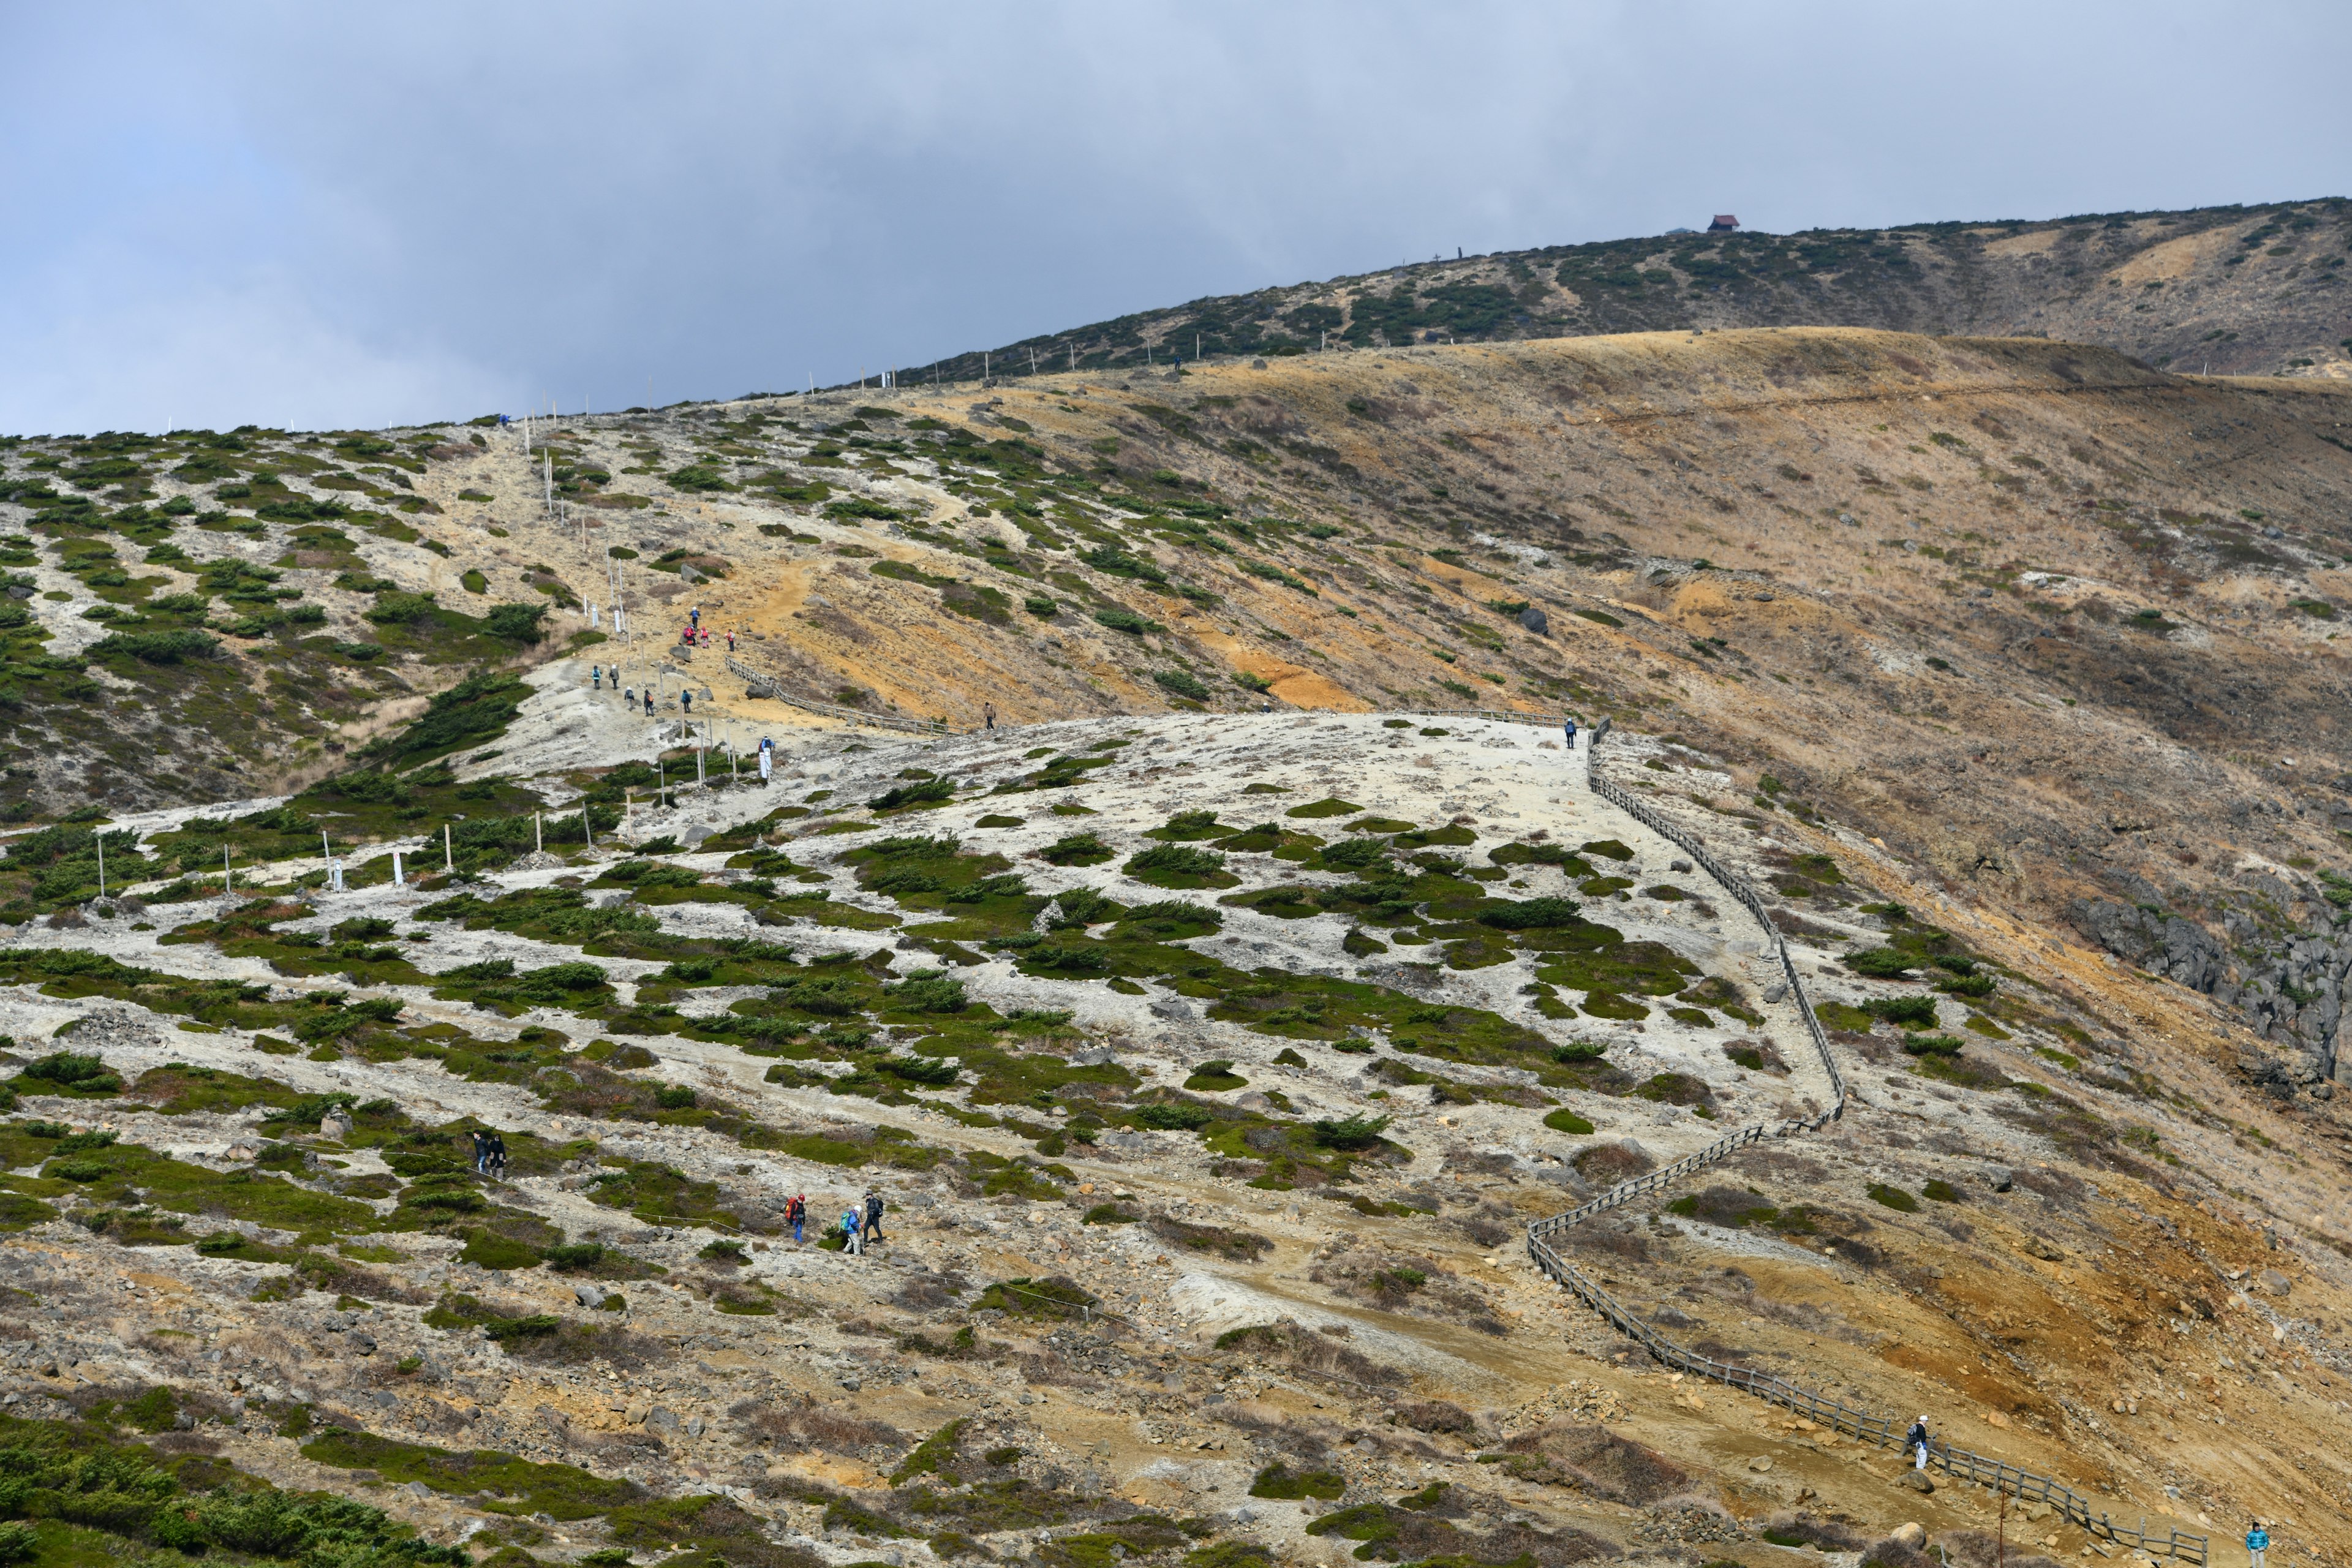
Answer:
[1522,722,2205,1566]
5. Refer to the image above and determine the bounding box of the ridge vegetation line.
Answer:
[1525,723,2210,1567]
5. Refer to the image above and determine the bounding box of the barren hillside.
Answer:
[3,297,2352,1568]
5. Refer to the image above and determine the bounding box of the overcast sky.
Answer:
[3,1,2346,435]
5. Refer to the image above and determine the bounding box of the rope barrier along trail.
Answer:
[1522,720,2209,1567]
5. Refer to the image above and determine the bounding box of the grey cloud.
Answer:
[0,0,2345,432]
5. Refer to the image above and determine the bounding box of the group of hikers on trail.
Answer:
[468,1129,507,1179]
[782,1189,884,1254]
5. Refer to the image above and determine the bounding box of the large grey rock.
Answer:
[1518,606,1550,636]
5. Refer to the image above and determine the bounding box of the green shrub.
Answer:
[1844,948,1917,979]
[1131,1103,1214,1131]
[1902,1033,1965,1057]
[1477,895,1581,929]
[1125,843,1226,879]
[483,603,548,641]
[871,778,954,810]
[1250,1462,1345,1500]
[1867,1183,1920,1212]
[88,628,219,664]
[1153,669,1210,701]
[364,591,439,624]
[654,1084,698,1109]
[1092,606,1158,635]
[1863,995,1939,1028]
[22,1051,112,1086]
[1024,595,1058,617]
[1040,832,1112,866]
[1311,1114,1390,1150]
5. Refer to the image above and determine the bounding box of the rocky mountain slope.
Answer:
[9,320,2352,1103]
[0,712,2343,1568]
[2,225,2352,1567]
[918,197,2352,383]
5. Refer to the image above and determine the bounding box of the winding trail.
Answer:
[1517,718,2209,1566]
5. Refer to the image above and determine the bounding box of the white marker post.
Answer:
[223,846,232,895]
[535,813,543,855]
[443,823,453,873]
[320,831,333,891]
[392,849,405,886]
[96,836,105,900]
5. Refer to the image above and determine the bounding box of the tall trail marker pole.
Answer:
[96,837,105,900]
[443,823,453,873]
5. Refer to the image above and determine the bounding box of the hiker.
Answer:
[840,1205,863,1256]
[1564,716,1578,747]
[1905,1415,1931,1471]
[726,630,736,654]
[625,686,637,712]
[787,1193,806,1243]
[982,703,996,732]
[690,605,701,631]
[758,739,773,785]
[486,1131,508,1180]
[592,665,603,692]
[2247,1522,2269,1568]
[682,690,693,715]
[469,1129,489,1174]
[862,1188,884,1243]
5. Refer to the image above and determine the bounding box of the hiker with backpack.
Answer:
[840,1204,863,1256]
[1905,1415,1931,1471]
[862,1188,884,1245]
[786,1193,806,1243]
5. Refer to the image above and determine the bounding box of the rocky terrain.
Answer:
[0,710,2342,1568]
[1,201,2351,1568]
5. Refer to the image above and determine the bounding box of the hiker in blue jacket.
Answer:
[2247,1521,2269,1568]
